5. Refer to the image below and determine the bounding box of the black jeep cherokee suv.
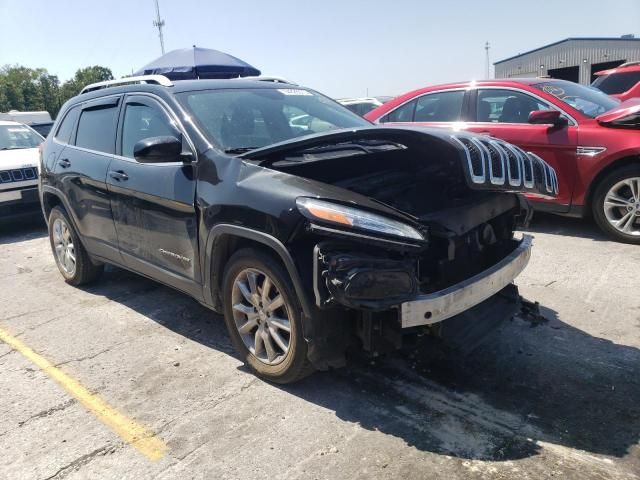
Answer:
[39,76,557,383]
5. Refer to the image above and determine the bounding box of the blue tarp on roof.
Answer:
[134,47,261,80]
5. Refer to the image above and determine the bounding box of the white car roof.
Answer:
[0,120,26,126]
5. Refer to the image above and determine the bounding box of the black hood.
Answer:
[241,126,558,198]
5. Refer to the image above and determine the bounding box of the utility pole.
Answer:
[485,41,490,79]
[153,0,166,55]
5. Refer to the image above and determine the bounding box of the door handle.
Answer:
[109,170,129,181]
[59,158,71,168]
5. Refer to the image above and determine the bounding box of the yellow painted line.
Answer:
[0,325,166,460]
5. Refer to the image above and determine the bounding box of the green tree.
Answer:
[0,65,44,112]
[0,64,113,118]
[59,66,114,105]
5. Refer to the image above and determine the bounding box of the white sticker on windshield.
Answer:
[277,89,312,96]
[7,128,30,132]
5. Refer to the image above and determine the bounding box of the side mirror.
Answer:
[133,136,186,163]
[528,109,568,127]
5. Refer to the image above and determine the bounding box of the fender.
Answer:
[202,224,313,319]
[40,185,80,230]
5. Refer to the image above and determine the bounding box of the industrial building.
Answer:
[494,36,640,85]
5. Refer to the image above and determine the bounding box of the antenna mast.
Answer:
[153,0,166,54]
[485,41,490,78]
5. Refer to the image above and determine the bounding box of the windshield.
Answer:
[178,88,370,151]
[0,124,43,150]
[533,81,619,118]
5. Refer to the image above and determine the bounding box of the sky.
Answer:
[0,0,639,98]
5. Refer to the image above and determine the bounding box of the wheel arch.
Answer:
[203,224,313,320]
[584,155,640,216]
[41,185,71,225]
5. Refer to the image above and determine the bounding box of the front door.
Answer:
[465,88,579,210]
[107,95,201,296]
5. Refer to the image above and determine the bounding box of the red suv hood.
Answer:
[596,98,640,128]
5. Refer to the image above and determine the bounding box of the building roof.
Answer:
[494,37,640,65]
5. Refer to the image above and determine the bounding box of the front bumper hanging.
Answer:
[400,235,533,328]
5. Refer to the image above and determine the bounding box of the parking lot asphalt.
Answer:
[0,213,638,480]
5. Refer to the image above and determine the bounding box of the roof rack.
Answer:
[80,75,173,94]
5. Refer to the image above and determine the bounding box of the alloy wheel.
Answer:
[231,268,292,365]
[603,177,640,236]
[52,218,77,275]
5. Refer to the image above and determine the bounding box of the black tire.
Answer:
[592,165,640,244]
[222,248,314,383]
[48,206,104,285]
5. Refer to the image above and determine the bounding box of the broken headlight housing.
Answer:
[296,197,424,241]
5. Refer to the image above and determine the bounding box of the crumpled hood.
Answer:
[0,148,40,170]
[241,126,558,198]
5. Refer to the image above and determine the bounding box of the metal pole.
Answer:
[485,41,490,79]
[153,0,166,54]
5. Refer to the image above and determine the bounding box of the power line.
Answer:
[153,0,166,55]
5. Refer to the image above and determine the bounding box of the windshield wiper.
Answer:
[0,146,29,151]
[224,147,259,154]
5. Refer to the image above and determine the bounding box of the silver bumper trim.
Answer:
[400,235,533,328]
[0,186,38,203]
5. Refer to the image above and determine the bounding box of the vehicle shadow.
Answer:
[85,267,640,463]
[523,212,611,242]
[0,215,47,245]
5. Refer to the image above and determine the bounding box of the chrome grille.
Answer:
[451,134,558,196]
[0,167,38,184]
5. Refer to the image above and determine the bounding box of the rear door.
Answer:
[107,94,201,296]
[465,88,579,209]
[378,89,468,128]
[52,96,121,261]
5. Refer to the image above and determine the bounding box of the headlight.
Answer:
[296,197,424,241]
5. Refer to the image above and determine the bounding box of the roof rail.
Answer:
[242,76,297,85]
[80,75,173,94]
[619,60,640,68]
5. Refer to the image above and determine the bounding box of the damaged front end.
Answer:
[244,126,557,356]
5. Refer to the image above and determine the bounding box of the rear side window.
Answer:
[382,99,416,123]
[54,107,80,144]
[75,104,119,154]
[414,91,465,122]
[592,71,640,95]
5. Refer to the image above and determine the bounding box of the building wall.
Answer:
[495,39,640,84]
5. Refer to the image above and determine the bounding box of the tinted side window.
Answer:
[54,107,80,144]
[414,91,465,122]
[75,105,119,154]
[121,103,178,159]
[382,99,417,123]
[477,89,551,124]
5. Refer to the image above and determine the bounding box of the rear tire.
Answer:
[48,206,104,285]
[592,165,640,244]
[222,248,314,384]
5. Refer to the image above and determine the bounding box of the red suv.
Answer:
[365,79,640,243]
[592,61,640,102]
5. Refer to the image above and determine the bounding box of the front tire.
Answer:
[222,248,314,383]
[592,166,640,244]
[48,206,103,285]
